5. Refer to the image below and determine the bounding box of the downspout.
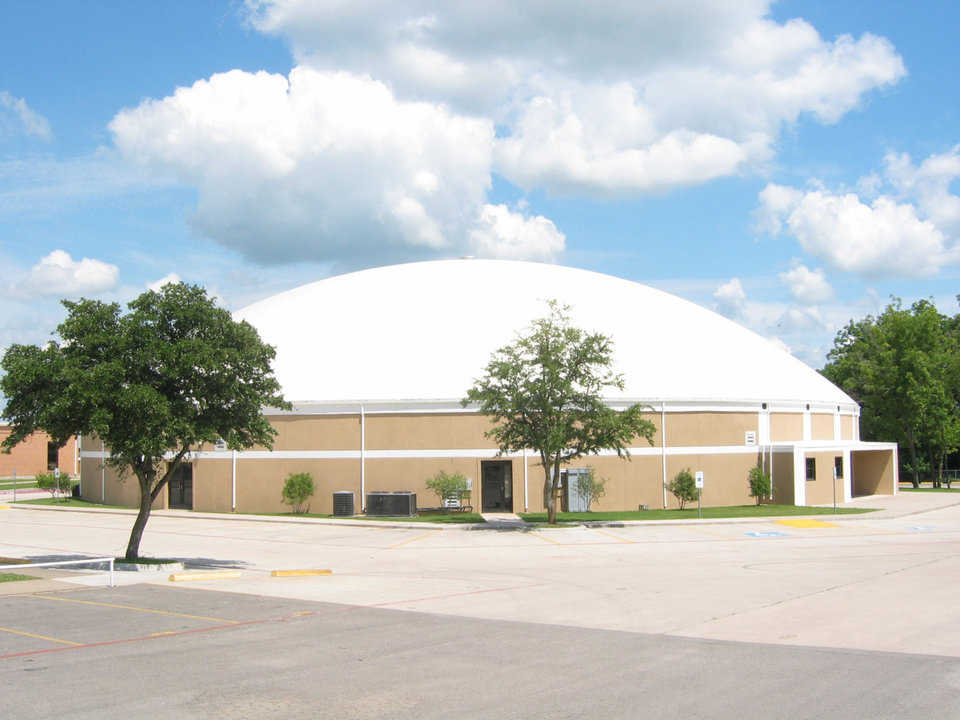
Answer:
[360,404,366,511]
[231,449,237,512]
[661,402,668,509]
[77,435,82,496]
[101,439,105,503]
[523,448,528,512]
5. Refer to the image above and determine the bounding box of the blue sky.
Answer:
[2,1,958,368]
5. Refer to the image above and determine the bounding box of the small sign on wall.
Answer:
[745,431,757,446]
[695,471,704,489]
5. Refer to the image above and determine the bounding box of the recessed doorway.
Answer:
[481,460,513,512]
[168,463,193,510]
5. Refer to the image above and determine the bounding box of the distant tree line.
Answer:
[821,297,960,488]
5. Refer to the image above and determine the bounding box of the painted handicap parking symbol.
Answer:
[745,531,788,537]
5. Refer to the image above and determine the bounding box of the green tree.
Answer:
[35,472,75,502]
[747,465,770,505]
[281,472,315,513]
[667,468,698,510]
[425,470,470,508]
[464,301,655,524]
[574,466,607,510]
[1,283,288,559]
[822,298,958,488]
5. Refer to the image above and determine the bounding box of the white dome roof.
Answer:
[234,259,855,409]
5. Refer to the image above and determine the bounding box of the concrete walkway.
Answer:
[478,511,527,528]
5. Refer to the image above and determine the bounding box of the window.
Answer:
[834,456,843,479]
[805,457,816,481]
[46,442,58,471]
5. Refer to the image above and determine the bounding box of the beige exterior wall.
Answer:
[852,450,895,497]
[665,453,759,508]
[841,415,855,441]
[770,413,803,442]
[772,451,794,505]
[811,414,834,441]
[79,458,166,509]
[803,451,844,505]
[665,412,756,447]
[366,413,497,451]
[234,458,359,515]
[265,415,360,451]
[526,454,665,513]
[0,429,77,477]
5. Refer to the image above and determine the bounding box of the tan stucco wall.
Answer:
[852,450,895,496]
[234,458,360,515]
[79,459,166,509]
[366,414,497,450]
[803,451,844,505]
[811,414,835,441]
[772,451,794,505]
[0,429,77,477]
[525,454,665,513]
[770,413,803,442]
[192,460,233,513]
[664,453,758,508]
[266,415,360,451]
[841,415,855,441]
[665,413,756,447]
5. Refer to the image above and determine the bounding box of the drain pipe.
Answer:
[360,404,366,511]
[523,448,528,512]
[231,449,237,512]
[101,439,106,502]
[661,402,668,508]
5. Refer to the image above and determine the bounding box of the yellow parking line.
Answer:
[386,530,442,549]
[529,531,561,545]
[589,528,634,544]
[0,625,80,646]
[25,593,239,624]
[169,570,242,582]
[776,518,839,528]
[271,569,333,577]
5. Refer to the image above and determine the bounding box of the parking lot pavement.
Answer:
[2,584,959,720]
[2,494,960,659]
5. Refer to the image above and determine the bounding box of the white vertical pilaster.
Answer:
[793,448,806,506]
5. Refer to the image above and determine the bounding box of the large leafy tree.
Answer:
[464,302,655,523]
[1,283,289,559]
[822,298,959,487]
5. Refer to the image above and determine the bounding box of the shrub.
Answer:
[574,467,608,510]
[666,468,698,510]
[425,470,469,508]
[748,465,771,505]
[35,472,75,502]
[281,472,315,514]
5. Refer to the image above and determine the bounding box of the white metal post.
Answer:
[360,404,366,511]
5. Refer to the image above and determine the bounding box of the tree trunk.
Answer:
[546,456,559,525]
[125,472,154,561]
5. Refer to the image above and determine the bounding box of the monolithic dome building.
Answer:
[79,260,897,513]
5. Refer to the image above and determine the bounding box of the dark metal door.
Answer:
[481,461,512,512]
[168,463,193,510]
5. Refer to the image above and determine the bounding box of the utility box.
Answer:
[564,469,591,512]
[366,491,417,517]
[333,491,355,517]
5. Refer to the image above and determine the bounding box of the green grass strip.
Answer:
[900,487,960,492]
[0,573,38,583]
[14,497,133,509]
[519,504,876,523]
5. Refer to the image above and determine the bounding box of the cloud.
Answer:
[13,250,119,297]
[779,263,833,304]
[110,67,563,266]
[756,183,951,277]
[468,204,565,260]
[246,1,905,195]
[0,91,51,140]
[713,277,747,319]
[883,147,960,236]
[147,273,181,291]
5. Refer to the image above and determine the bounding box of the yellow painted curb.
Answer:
[0,506,9,510]
[776,518,839,528]
[271,569,333,577]
[168,570,242,582]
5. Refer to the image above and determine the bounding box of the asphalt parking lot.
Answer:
[1,493,959,718]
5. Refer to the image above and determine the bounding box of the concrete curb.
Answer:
[270,569,332,577]
[168,570,242,582]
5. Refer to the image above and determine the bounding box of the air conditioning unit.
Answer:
[333,491,355,517]
[366,491,417,517]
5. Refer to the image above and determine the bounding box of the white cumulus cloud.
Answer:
[246,1,904,195]
[147,273,182,291]
[468,204,565,260]
[779,263,833,304]
[109,68,566,266]
[0,91,52,140]
[713,277,747,319]
[757,183,951,277]
[15,250,119,297]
